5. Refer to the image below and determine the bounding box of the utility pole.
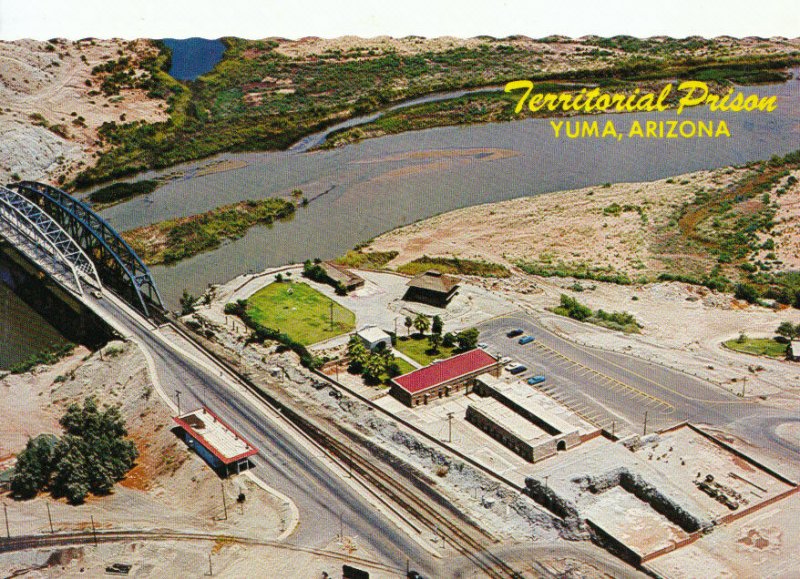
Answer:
[643,411,648,436]
[447,412,454,443]
[3,503,9,538]
[329,301,334,331]
[544,475,550,490]
[339,512,343,539]
[208,553,213,576]
[175,389,182,414]
[611,420,616,439]
[90,515,98,547]
[742,376,747,397]
[221,482,228,520]
[46,502,54,534]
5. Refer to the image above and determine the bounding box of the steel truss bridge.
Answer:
[0,181,163,317]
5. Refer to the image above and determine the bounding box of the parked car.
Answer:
[499,356,512,365]
[508,364,528,375]
[527,375,546,386]
[518,335,535,345]
[477,342,489,349]
[506,329,524,338]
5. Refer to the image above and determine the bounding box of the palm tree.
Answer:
[404,316,413,336]
[413,313,430,336]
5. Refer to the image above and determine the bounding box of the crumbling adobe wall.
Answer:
[524,477,580,519]
[574,467,707,533]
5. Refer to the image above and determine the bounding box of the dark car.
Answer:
[508,364,528,375]
[506,329,524,338]
[408,572,426,579]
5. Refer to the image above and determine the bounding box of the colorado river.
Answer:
[99,74,800,308]
[2,73,799,365]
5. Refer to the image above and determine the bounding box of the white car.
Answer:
[499,356,512,365]
[478,342,489,349]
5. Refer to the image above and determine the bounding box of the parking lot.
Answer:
[476,313,758,437]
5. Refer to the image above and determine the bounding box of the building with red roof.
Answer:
[173,406,258,476]
[390,348,502,407]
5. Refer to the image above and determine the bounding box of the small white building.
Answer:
[357,325,392,352]
[789,340,800,362]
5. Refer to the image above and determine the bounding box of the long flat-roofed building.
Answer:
[390,348,502,406]
[173,407,258,476]
[467,374,600,462]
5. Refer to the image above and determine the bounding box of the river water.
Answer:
[102,75,800,307]
[162,38,226,81]
[2,74,799,367]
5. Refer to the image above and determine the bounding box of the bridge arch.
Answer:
[9,181,164,316]
[0,185,102,295]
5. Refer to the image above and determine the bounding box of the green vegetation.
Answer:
[225,297,321,369]
[659,149,800,306]
[10,397,138,504]
[394,326,480,366]
[395,335,458,366]
[396,256,510,278]
[517,260,634,285]
[8,342,75,374]
[335,250,399,269]
[88,179,159,205]
[72,36,799,187]
[123,198,295,265]
[552,294,642,334]
[346,335,403,385]
[301,259,350,295]
[244,281,355,346]
[723,336,788,358]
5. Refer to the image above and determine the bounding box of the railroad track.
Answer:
[162,319,524,577]
[0,530,402,573]
[300,419,523,579]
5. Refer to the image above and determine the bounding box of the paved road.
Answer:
[477,313,800,463]
[85,293,439,576]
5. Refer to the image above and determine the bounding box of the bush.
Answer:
[554,294,592,321]
[734,283,761,304]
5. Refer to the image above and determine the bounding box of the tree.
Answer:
[179,290,196,316]
[347,336,369,373]
[428,332,443,353]
[432,315,444,336]
[456,327,480,351]
[442,332,456,348]
[10,398,137,504]
[275,273,284,283]
[413,313,430,336]
[404,316,413,336]
[777,321,797,340]
[362,355,387,384]
[10,434,57,499]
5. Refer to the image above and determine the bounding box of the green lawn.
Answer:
[246,282,355,346]
[723,337,788,358]
[395,335,458,366]
[393,358,416,375]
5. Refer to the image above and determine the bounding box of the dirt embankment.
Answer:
[367,168,742,276]
[0,38,168,185]
[0,341,289,541]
